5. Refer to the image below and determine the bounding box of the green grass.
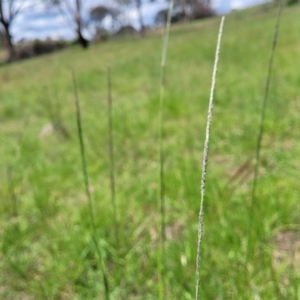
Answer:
[1,4,300,299]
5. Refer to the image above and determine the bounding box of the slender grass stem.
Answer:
[72,71,95,227]
[72,71,110,300]
[6,165,18,219]
[106,66,119,246]
[195,16,225,300]
[157,1,173,298]
[245,0,283,282]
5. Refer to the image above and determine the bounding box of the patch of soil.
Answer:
[273,229,300,271]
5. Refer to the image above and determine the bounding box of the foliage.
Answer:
[89,5,119,41]
[156,0,215,25]
[90,5,116,24]
[286,0,299,5]
[17,39,67,59]
[273,0,299,5]
[115,0,145,37]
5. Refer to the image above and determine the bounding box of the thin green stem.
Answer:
[157,1,173,299]
[72,71,95,227]
[106,66,119,246]
[72,71,110,300]
[245,0,283,287]
[195,16,225,300]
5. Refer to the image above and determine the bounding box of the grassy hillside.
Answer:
[1,4,300,299]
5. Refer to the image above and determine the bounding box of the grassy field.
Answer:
[1,3,300,299]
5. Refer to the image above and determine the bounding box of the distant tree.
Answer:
[0,0,37,61]
[286,0,300,5]
[90,5,119,29]
[156,0,214,25]
[173,0,214,21]
[90,6,111,24]
[116,0,145,37]
[273,0,299,6]
[89,5,120,41]
[45,0,89,48]
[155,10,167,26]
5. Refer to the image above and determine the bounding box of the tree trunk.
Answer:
[77,29,89,48]
[180,0,188,22]
[136,0,145,38]
[75,0,89,48]
[2,21,15,61]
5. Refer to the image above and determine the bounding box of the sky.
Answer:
[8,0,270,42]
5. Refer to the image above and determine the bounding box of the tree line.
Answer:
[0,0,218,62]
[6,0,297,63]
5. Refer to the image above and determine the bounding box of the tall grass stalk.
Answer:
[195,16,225,300]
[157,0,173,298]
[245,0,283,271]
[106,66,119,246]
[72,71,110,300]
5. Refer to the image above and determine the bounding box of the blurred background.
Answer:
[0,0,274,62]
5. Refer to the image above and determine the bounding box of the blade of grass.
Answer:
[72,71,110,300]
[106,66,119,246]
[244,0,283,295]
[195,16,225,300]
[157,0,174,299]
[246,0,283,260]
[72,70,95,228]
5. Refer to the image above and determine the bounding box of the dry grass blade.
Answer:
[195,16,225,300]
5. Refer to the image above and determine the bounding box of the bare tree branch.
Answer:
[0,0,39,61]
[46,0,89,48]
